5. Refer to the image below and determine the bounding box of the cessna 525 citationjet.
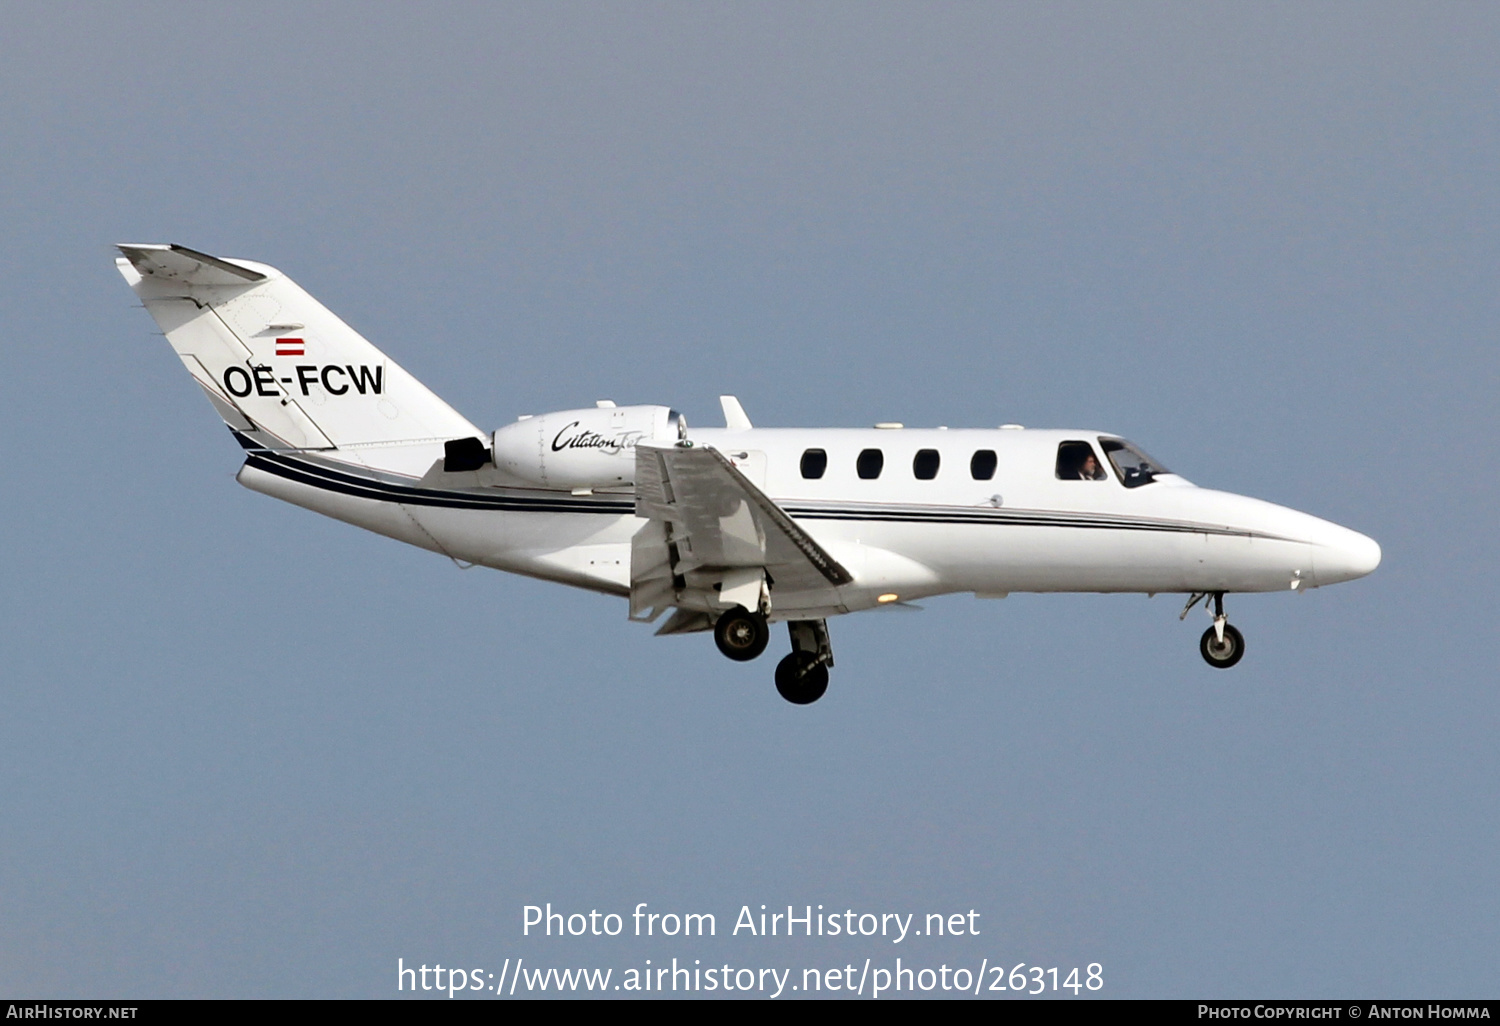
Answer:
[117,244,1380,704]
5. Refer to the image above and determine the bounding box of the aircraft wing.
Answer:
[630,443,852,623]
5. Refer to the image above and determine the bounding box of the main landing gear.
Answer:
[712,609,833,704]
[775,620,833,705]
[713,605,770,662]
[1182,591,1245,669]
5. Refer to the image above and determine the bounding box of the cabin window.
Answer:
[913,449,940,480]
[856,448,884,479]
[800,448,828,479]
[1055,440,1107,481]
[1100,438,1169,488]
[970,449,997,480]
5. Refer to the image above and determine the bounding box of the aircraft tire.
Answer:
[714,606,770,662]
[1199,624,1245,669]
[775,652,829,704]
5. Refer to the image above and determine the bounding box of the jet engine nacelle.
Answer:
[491,405,681,490]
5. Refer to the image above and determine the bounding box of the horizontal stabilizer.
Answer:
[117,244,266,286]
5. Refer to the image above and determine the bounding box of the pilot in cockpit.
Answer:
[1056,440,1109,481]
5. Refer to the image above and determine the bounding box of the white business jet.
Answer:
[117,244,1380,704]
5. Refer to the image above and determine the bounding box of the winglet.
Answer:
[116,243,266,285]
[719,395,752,431]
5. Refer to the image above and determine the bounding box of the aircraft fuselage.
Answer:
[237,425,1380,619]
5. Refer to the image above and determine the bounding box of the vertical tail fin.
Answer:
[116,244,481,457]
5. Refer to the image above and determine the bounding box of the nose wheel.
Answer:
[1183,592,1246,669]
[1200,622,1245,668]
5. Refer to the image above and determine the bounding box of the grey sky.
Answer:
[0,2,1495,997]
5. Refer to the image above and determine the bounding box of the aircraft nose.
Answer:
[1316,527,1382,584]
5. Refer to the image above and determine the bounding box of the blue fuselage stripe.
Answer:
[244,452,1252,537]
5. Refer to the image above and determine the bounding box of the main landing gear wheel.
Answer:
[1200,623,1245,668]
[714,606,770,662]
[775,651,829,705]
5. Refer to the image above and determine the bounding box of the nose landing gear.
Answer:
[1182,591,1246,669]
[1200,622,1245,668]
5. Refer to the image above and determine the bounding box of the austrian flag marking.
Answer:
[275,337,305,357]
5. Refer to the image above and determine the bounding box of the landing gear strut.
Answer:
[713,605,769,662]
[775,619,832,704]
[1183,591,1245,669]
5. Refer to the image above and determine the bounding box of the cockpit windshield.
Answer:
[1100,438,1169,488]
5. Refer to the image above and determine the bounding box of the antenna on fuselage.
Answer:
[719,395,753,431]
